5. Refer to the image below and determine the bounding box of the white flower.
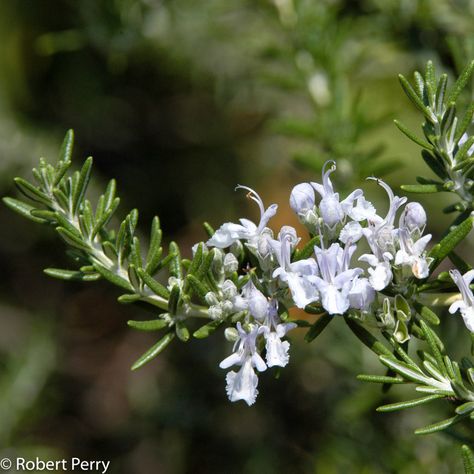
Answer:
[359,179,407,290]
[271,227,319,308]
[311,161,362,228]
[394,228,432,278]
[346,195,377,222]
[399,202,427,233]
[223,253,239,274]
[207,186,277,249]
[359,252,393,291]
[290,183,315,215]
[449,269,474,332]
[313,242,362,315]
[241,280,269,321]
[220,323,267,405]
[348,276,375,311]
[339,221,363,244]
[262,300,297,367]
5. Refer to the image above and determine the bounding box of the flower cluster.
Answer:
[204,160,434,405]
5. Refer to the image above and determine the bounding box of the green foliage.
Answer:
[398,60,474,212]
[3,130,218,369]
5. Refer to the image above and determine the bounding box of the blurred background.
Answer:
[1,0,474,472]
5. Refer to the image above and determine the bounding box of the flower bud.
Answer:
[224,327,239,342]
[242,280,269,321]
[290,183,315,214]
[230,240,244,259]
[205,292,220,306]
[223,253,239,274]
[257,231,273,258]
[222,300,234,314]
[221,280,238,300]
[208,305,223,320]
[319,195,344,227]
[400,202,426,232]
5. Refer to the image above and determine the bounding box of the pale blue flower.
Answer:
[348,276,375,311]
[311,161,362,228]
[207,186,277,248]
[313,242,362,315]
[394,228,432,278]
[261,300,297,368]
[270,226,319,308]
[359,178,407,290]
[241,280,269,321]
[449,269,474,332]
[399,202,427,233]
[220,322,267,406]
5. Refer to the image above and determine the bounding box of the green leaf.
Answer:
[435,74,448,112]
[379,356,429,384]
[455,103,474,143]
[137,268,170,299]
[447,60,474,104]
[305,313,332,342]
[356,374,405,384]
[425,61,436,91]
[429,215,474,270]
[168,284,180,315]
[94,263,134,291]
[91,197,120,238]
[44,268,100,281]
[399,74,431,114]
[345,318,392,357]
[169,241,183,279]
[127,319,168,331]
[377,394,443,412]
[454,137,474,168]
[449,251,473,273]
[419,321,446,377]
[400,184,446,193]
[175,321,190,342]
[294,235,320,261]
[131,332,175,370]
[415,414,466,435]
[145,216,163,274]
[203,222,215,238]
[58,129,74,164]
[414,303,440,325]
[72,156,92,215]
[462,445,474,474]
[2,197,47,223]
[394,120,433,150]
[456,402,474,415]
[117,294,141,304]
[186,274,210,304]
[421,150,448,180]
[193,320,223,339]
[56,226,90,251]
[14,177,51,205]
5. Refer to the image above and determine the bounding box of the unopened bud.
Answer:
[208,305,223,320]
[205,292,219,306]
[400,202,427,231]
[290,183,315,214]
[223,253,239,274]
[224,327,239,342]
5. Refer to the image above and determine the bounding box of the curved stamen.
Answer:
[322,160,337,193]
[236,185,265,219]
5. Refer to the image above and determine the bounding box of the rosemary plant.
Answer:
[4,60,474,471]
